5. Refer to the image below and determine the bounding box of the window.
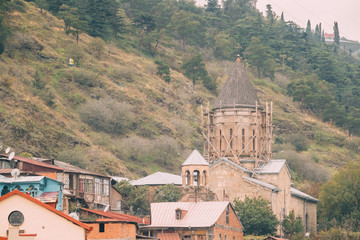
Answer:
[253,129,256,151]
[224,235,227,240]
[116,200,122,210]
[219,130,222,151]
[226,205,229,224]
[95,178,101,194]
[103,179,110,196]
[230,129,233,149]
[242,129,245,151]
[183,236,191,240]
[185,171,190,186]
[176,209,182,220]
[202,170,207,186]
[99,223,105,232]
[219,234,222,240]
[79,179,84,193]
[193,171,199,186]
[84,179,94,193]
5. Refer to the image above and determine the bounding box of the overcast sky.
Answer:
[196,0,360,42]
[256,0,360,42]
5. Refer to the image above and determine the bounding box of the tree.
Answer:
[319,162,360,231]
[128,186,150,215]
[154,184,182,202]
[205,0,220,14]
[265,4,275,25]
[245,36,275,78]
[58,4,87,43]
[181,55,215,91]
[282,210,304,239]
[155,59,171,83]
[305,19,312,40]
[0,0,9,54]
[333,21,340,46]
[233,197,278,236]
[109,8,128,39]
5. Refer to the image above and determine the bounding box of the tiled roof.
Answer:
[212,58,260,110]
[182,150,209,166]
[291,188,319,203]
[256,160,290,175]
[157,232,182,240]
[242,176,280,192]
[80,208,150,225]
[131,172,181,186]
[210,158,251,173]
[0,190,92,231]
[149,201,233,228]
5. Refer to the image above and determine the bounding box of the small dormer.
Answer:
[175,208,187,220]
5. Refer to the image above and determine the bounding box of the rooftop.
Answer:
[130,172,181,186]
[212,58,260,110]
[243,176,280,192]
[182,150,209,166]
[291,188,319,203]
[148,201,236,228]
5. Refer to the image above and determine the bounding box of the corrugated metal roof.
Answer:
[0,176,45,183]
[131,172,182,186]
[149,201,230,228]
[182,150,209,166]
[53,160,109,177]
[157,232,181,240]
[242,176,280,192]
[210,158,251,173]
[291,188,319,203]
[256,160,289,174]
[0,154,64,171]
[111,176,129,182]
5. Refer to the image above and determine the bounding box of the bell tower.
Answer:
[202,57,272,169]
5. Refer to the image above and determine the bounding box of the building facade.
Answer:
[182,58,318,234]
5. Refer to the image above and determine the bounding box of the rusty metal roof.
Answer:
[149,201,230,228]
[182,150,209,166]
[157,232,181,240]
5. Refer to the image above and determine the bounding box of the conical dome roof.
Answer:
[182,150,209,166]
[213,58,260,110]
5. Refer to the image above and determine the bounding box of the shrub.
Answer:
[63,69,100,87]
[155,59,171,83]
[56,147,90,169]
[154,184,182,202]
[11,31,43,52]
[79,98,134,135]
[289,133,309,152]
[88,38,105,59]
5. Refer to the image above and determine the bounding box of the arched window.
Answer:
[185,171,190,186]
[219,129,222,151]
[202,170,207,186]
[224,235,227,240]
[242,129,245,151]
[253,129,256,151]
[230,128,233,149]
[193,170,200,186]
[219,234,222,240]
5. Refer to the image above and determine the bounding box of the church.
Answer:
[180,57,318,234]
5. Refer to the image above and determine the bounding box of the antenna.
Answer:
[11,169,20,179]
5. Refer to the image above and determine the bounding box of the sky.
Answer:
[196,0,360,42]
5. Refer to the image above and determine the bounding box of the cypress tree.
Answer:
[305,19,312,40]
[334,21,340,45]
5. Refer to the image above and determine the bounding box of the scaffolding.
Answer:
[201,101,273,168]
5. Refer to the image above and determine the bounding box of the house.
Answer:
[0,154,112,213]
[84,219,138,240]
[0,174,64,210]
[143,201,243,240]
[0,190,92,240]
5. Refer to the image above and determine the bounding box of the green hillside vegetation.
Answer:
[1,0,360,232]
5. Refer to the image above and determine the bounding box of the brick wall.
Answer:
[87,222,137,240]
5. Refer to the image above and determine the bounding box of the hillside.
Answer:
[0,0,360,191]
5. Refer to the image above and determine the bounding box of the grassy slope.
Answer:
[0,2,359,186]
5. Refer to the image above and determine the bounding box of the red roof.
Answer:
[157,232,181,240]
[0,190,92,231]
[81,208,150,225]
[0,154,64,171]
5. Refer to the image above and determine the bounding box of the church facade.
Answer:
[181,58,318,234]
